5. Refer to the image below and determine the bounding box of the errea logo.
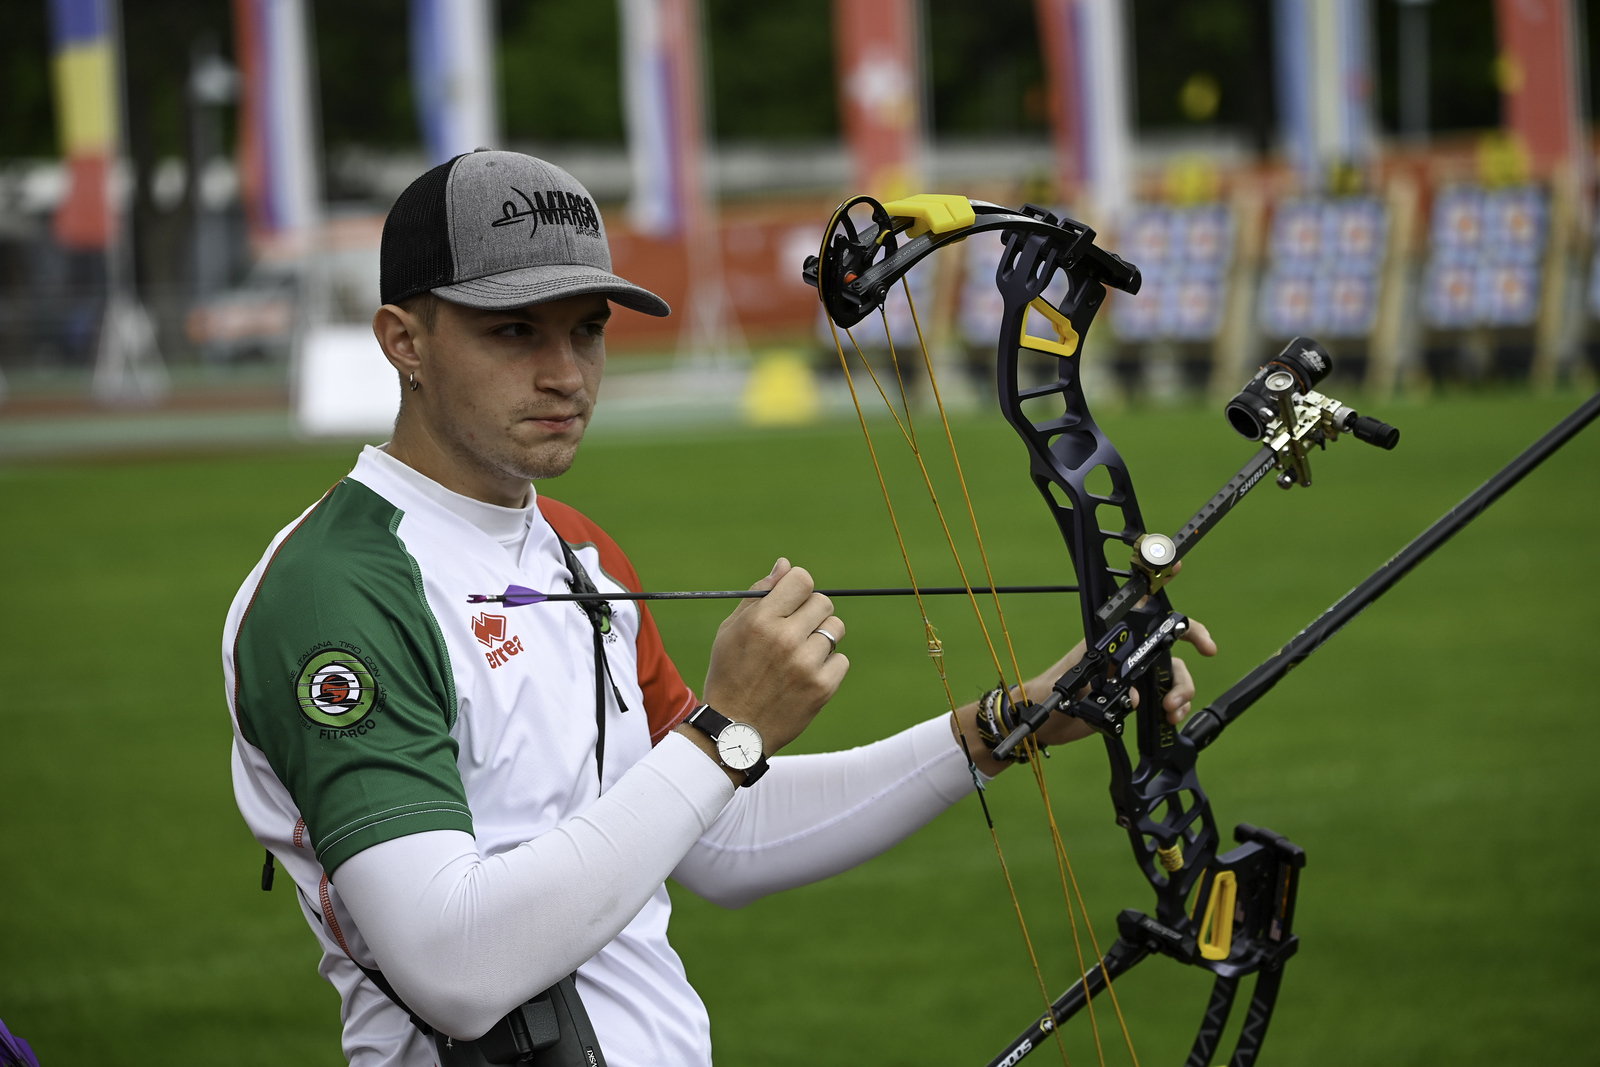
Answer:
[472,612,525,669]
[491,186,601,238]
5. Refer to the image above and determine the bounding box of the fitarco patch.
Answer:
[295,647,379,730]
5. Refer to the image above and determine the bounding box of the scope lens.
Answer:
[1271,337,1333,391]
[1225,397,1269,440]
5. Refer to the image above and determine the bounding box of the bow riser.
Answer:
[986,211,1228,931]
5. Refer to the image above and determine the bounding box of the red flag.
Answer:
[833,0,923,199]
[1035,0,1083,201]
[1494,0,1583,176]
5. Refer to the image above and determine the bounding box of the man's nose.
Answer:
[536,338,587,395]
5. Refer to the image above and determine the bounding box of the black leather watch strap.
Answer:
[686,705,769,787]
[687,704,732,736]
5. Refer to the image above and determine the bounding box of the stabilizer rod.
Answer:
[1184,389,1600,750]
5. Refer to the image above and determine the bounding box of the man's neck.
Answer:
[385,420,530,508]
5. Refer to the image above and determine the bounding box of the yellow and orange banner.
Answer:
[48,0,118,250]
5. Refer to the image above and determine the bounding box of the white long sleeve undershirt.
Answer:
[334,716,973,1039]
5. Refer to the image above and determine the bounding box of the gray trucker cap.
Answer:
[379,150,670,317]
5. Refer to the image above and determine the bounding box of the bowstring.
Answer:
[901,278,1142,1067]
[823,309,1073,1067]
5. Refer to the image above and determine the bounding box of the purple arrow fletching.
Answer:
[0,1018,41,1067]
[500,585,549,607]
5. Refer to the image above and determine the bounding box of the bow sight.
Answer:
[1223,337,1400,489]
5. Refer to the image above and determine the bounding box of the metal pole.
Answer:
[1397,0,1431,142]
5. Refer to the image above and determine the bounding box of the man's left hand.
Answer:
[953,617,1217,780]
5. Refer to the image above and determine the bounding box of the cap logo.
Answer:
[491,185,602,239]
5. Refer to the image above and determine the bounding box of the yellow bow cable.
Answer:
[898,277,1141,1067]
[821,259,1140,1067]
[822,308,1074,1067]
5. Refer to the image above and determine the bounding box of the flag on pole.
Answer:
[619,0,741,355]
[48,0,117,249]
[1273,0,1376,190]
[234,0,321,256]
[833,0,924,201]
[410,0,500,164]
[620,0,686,236]
[1033,0,1134,224]
[48,0,168,403]
[1492,0,1583,181]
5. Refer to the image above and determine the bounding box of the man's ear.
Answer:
[373,304,424,379]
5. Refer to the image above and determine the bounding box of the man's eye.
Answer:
[492,322,533,337]
[577,322,607,338]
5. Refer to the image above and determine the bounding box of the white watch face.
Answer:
[716,722,764,771]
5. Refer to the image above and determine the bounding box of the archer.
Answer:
[222,152,1215,1067]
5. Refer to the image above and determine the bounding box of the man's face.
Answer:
[408,294,611,484]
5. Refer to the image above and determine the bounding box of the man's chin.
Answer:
[505,437,583,482]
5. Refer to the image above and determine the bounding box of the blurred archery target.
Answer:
[1480,265,1540,325]
[1422,185,1547,329]
[1421,264,1476,327]
[1111,204,1233,342]
[1259,197,1387,339]
[1270,201,1324,271]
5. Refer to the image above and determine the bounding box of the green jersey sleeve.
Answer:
[232,478,471,874]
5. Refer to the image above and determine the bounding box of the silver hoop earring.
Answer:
[409,373,419,392]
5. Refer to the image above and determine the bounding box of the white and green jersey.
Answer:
[223,447,706,1064]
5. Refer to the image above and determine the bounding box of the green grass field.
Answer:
[2,390,1597,1066]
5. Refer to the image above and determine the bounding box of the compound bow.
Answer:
[802,193,1600,1067]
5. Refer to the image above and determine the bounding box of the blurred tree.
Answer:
[1130,0,1276,149]
[0,0,55,157]
[499,0,624,142]
[925,0,1048,135]
[313,0,417,149]
[1374,0,1501,134]
[499,0,836,144]
[120,2,233,299]
[123,0,232,160]
[705,0,835,139]
[1589,0,1600,126]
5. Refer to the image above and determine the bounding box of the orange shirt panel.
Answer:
[537,496,699,743]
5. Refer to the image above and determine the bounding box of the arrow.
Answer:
[467,583,1080,607]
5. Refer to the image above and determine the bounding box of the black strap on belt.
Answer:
[435,974,608,1067]
[295,875,606,1063]
[557,538,629,792]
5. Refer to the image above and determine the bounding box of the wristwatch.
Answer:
[685,704,769,786]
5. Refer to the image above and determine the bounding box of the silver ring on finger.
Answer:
[811,626,839,655]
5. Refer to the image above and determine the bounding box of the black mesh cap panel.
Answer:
[379,156,462,306]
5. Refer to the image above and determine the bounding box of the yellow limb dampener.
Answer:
[1018,297,1081,358]
[881,194,977,238]
[1195,870,1238,962]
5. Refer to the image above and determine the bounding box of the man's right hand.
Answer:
[684,559,847,769]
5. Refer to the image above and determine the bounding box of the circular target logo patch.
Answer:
[296,649,377,728]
